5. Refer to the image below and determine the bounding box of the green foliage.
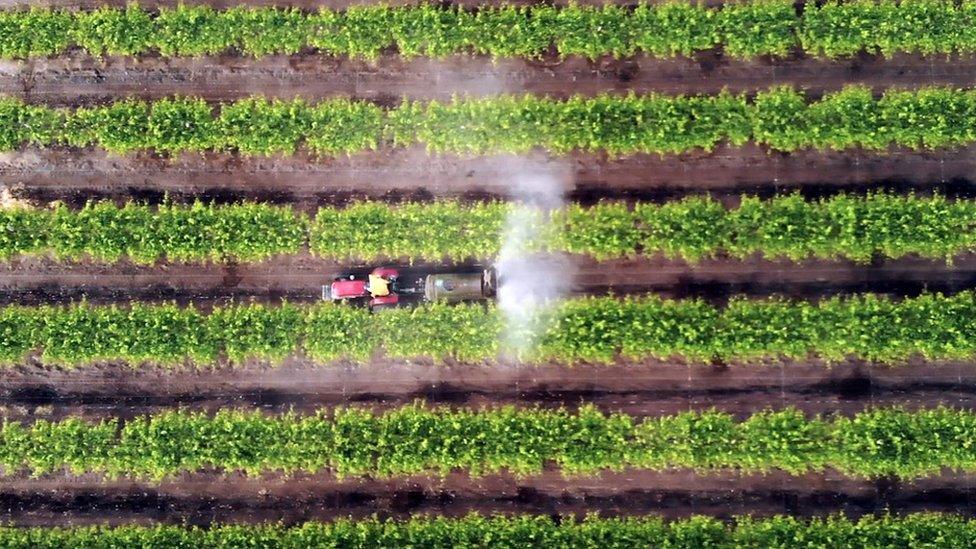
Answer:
[0,8,72,58]
[62,99,150,153]
[225,6,309,57]
[389,4,471,59]
[718,0,796,58]
[803,85,887,150]
[636,196,728,262]
[468,6,554,58]
[155,201,306,263]
[0,201,306,264]
[392,95,556,154]
[71,3,154,56]
[376,302,501,362]
[7,2,976,60]
[147,97,216,153]
[35,302,215,366]
[392,92,751,155]
[751,85,976,152]
[2,404,976,479]
[831,407,976,478]
[878,87,976,149]
[207,303,304,362]
[0,206,50,260]
[750,86,810,151]
[153,4,234,57]
[801,0,967,57]
[728,193,976,262]
[0,292,974,367]
[311,194,976,264]
[3,87,976,155]
[2,514,976,547]
[308,5,392,60]
[305,99,384,155]
[552,4,638,59]
[310,201,507,261]
[0,98,62,150]
[219,97,311,156]
[304,303,376,362]
[47,201,155,262]
[0,306,39,363]
[556,202,642,260]
[2,194,974,266]
[23,303,304,366]
[537,292,976,364]
[634,1,717,57]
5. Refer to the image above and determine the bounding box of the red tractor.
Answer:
[323,266,496,309]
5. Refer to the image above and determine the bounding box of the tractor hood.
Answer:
[330,279,368,299]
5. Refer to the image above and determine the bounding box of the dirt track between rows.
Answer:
[4,52,974,105]
[1,254,974,306]
[3,145,975,202]
[2,355,975,422]
[0,469,971,526]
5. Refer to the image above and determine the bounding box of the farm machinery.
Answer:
[323,266,497,309]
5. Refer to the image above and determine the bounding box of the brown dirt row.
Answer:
[2,145,974,201]
[0,469,970,527]
[1,254,974,307]
[2,353,975,422]
[4,52,975,106]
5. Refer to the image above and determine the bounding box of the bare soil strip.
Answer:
[1,254,974,307]
[2,145,974,202]
[0,470,971,527]
[2,354,974,422]
[3,52,974,105]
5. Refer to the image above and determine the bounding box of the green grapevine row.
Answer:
[2,513,974,548]
[2,292,974,366]
[4,86,976,155]
[0,201,305,263]
[311,194,976,263]
[0,302,305,365]
[3,2,976,60]
[5,194,974,264]
[2,404,976,479]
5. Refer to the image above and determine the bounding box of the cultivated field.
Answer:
[2,1,976,546]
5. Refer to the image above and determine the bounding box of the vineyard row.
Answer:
[2,1,976,60]
[2,194,974,264]
[2,292,974,366]
[2,514,974,548]
[4,86,976,155]
[2,404,974,479]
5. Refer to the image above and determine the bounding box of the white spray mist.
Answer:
[496,170,575,359]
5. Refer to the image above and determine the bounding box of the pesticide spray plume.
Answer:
[495,164,575,360]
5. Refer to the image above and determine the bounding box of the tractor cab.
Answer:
[323,267,415,309]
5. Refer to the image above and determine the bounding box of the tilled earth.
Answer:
[4,52,975,105]
[3,145,973,204]
[1,470,973,526]
[1,356,975,421]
